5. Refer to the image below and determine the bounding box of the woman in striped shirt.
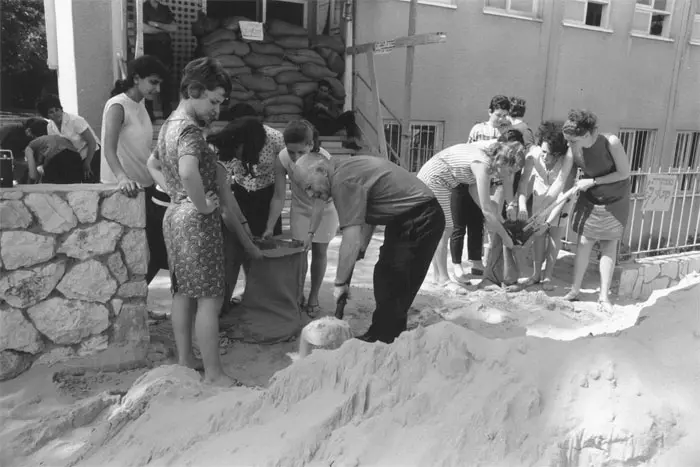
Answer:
[417,138,526,286]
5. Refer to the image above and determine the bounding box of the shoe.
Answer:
[342,142,362,151]
[356,332,380,343]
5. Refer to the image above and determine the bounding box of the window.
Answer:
[631,0,674,37]
[483,0,542,18]
[672,131,700,191]
[563,0,611,29]
[691,14,700,44]
[398,0,457,8]
[618,129,657,193]
[384,121,445,172]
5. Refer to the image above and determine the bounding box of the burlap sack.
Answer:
[301,62,336,79]
[312,35,345,54]
[256,84,289,100]
[250,42,285,56]
[243,53,284,68]
[284,49,326,67]
[264,104,303,116]
[291,81,319,97]
[275,36,310,49]
[238,73,278,92]
[222,16,251,32]
[224,66,252,77]
[201,28,238,46]
[275,70,312,85]
[262,95,304,108]
[268,19,308,37]
[258,63,299,77]
[216,54,246,68]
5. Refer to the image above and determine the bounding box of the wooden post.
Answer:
[308,0,318,40]
[135,0,144,58]
[366,50,388,159]
[399,0,417,169]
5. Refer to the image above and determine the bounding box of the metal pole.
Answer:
[343,0,353,112]
[399,0,417,168]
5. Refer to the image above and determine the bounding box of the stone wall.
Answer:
[0,185,149,381]
[613,252,700,301]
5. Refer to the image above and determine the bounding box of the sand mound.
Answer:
[9,276,700,467]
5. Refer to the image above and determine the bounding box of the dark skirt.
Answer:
[231,182,282,238]
[571,193,629,241]
[145,185,170,283]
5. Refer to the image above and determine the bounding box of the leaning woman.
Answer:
[263,120,339,317]
[416,133,525,286]
[146,57,261,386]
[549,109,631,312]
[100,54,171,284]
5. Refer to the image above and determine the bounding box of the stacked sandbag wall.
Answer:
[193,17,347,123]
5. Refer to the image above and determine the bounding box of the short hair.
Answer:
[489,95,511,113]
[24,117,48,136]
[484,140,526,172]
[180,57,232,99]
[562,109,598,137]
[536,120,568,156]
[498,129,524,145]
[283,119,320,153]
[36,94,62,118]
[111,55,169,97]
[228,103,259,120]
[207,116,266,175]
[509,97,527,118]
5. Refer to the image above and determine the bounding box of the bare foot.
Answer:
[540,278,555,291]
[179,356,204,372]
[522,275,542,288]
[203,373,239,388]
[433,275,451,286]
[597,298,614,314]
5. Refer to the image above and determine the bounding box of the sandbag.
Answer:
[256,85,289,100]
[235,239,304,344]
[243,53,284,68]
[312,35,345,54]
[275,36,309,49]
[228,99,264,115]
[192,12,220,37]
[284,49,326,67]
[230,81,247,92]
[238,73,278,92]
[250,42,285,56]
[215,54,246,68]
[265,104,303,116]
[301,62,336,79]
[291,81,319,97]
[262,95,304,108]
[222,16,251,31]
[324,76,346,99]
[266,114,303,123]
[205,40,250,57]
[201,28,238,46]
[224,66,252,77]
[230,90,256,101]
[275,70,313,85]
[258,63,299,77]
[268,19,308,37]
[324,50,345,76]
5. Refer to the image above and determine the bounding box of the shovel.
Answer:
[523,186,580,233]
[335,270,353,320]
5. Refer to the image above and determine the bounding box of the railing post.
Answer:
[366,50,388,159]
[399,0,418,169]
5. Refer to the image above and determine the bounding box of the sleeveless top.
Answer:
[574,134,630,205]
[278,147,336,218]
[100,93,154,187]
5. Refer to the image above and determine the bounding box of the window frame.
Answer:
[690,13,700,45]
[672,130,700,193]
[618,128,658,194]
[562,0,613,31]
[483,0,543,20]
[630,0,675,39]
[383,120,445,173]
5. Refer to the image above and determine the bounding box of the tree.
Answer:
[0,0,56,110]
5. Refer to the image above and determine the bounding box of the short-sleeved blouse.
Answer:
[223,125,285,192]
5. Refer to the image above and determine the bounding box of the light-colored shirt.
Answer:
[467,122,501,144]
[47,112,98,160]
[100,93,154,187]
[27,135,77,165]
[417,143,491,190]
[224,125,285,192]
[278,147,336,218]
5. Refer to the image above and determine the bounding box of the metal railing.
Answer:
[383,120,444,172]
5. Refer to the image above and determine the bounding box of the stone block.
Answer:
[660,261,679,281]
[643,263,661,283]
[66,190,99,224]
[0,191,23,200]
[112,301,149,347]
[34,346,76,367]
[0,231,55,270]
[57,260,117,302]
[679,259,689,277]
[78,334,109,356]
[120,229,149,275]
[101,192,146,228]
[111,298,124,316]
[632,276,644,300]
[0,305,44,354]
[650,277,670,294]
[118,280,148,298]
[0,350,33,381]
[24,193,77,233]
[58,221,123,260]
[0,260,66,308]
[640,282,654,300]
[107,252,129,284]
[27,297,109,345]
[689,257,700,274]
[0,200,33,230]
[617,267,640,297]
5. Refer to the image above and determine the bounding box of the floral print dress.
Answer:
[155,109,224,298]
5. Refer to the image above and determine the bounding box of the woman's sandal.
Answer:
[562,290,580,302]
[305,303,321,318]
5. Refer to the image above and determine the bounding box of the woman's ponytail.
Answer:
[110,79,131,97]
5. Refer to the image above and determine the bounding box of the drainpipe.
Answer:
[343,0,353,112]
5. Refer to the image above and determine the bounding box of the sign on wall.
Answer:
[239,21,264,41]
[642,174,676,212]
[374,40,396,55]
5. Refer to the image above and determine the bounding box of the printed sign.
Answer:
[374,40,396,55]
[239,21,264,42]
[642,174,675,212]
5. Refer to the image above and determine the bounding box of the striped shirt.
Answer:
[467,122,501,144]
[417,143,491,189]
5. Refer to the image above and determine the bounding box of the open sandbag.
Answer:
[201,28,238,46]
[222,16,251,31]
[284,49,326,67]
[268,19,308,37]
[250,42,285,56]
[215,54,246,68]
[275,70,312,85]
[275,36,310,49]
[265,104,303,116]
[258,63,299,77]
[191,12,220,37]
[291,81,319,97]
[262,95,304,108]
[312,35,345,54]
[301,62,336,79]
[266,114,303,123]
[256,84,289,100]
[224,66,252,77]
[230,90,256,101]
[324,76,346,98]
[243,53,284,68]
[238,73,278,92]
[235,239,304,344]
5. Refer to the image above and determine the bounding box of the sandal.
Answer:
[597,299,614,314]
[562,290,580,302]
[305,303,321,318]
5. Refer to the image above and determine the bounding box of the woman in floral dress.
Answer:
[147,57,260,386]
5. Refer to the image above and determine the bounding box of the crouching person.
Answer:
[23,118,83,184]
[298,155,445,344]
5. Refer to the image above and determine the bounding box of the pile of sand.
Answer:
[8,275,700,467]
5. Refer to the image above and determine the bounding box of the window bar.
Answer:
[626,186,638,256]
[684,175,700,248]
[646,169,659,253]
[655,166,673,251]
[674,168,691,248]
[665,170,680,250]
[636,170,649,253]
